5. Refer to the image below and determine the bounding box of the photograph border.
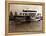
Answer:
[5,1,45,35]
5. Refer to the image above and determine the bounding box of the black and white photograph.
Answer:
[9,4,43,33]
[5,1,45,34]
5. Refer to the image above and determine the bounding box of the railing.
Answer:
[15,12,36,16]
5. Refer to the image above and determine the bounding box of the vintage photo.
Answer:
[5,1,45,34]
[9,4,43,33]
